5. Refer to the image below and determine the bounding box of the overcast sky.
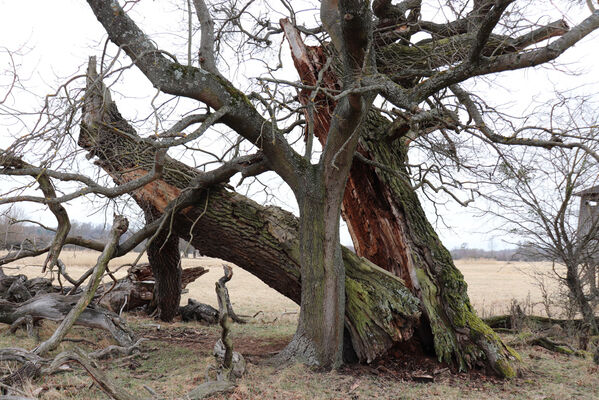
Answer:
[1,1,599,250]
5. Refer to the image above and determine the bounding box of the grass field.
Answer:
[1,251,597,399]
[1,250,564,318]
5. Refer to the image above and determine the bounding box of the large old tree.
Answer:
[1,0,599,378]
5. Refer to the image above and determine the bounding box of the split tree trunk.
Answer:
[78,60,421,364]
[281,20,518,377]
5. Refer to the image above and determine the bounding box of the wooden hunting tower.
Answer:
[575,185,599,238]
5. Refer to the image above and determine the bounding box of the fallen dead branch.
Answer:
[88,339,147,360]
[185,265,245,399]
[0,346,143,400]
[34,215,129,356]
[484,314,596,331]
[0,294,135,347]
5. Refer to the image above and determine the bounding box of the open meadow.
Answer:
[1,251,597,399]
[1,250,564,319]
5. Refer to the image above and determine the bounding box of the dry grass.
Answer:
[1,251,598,399]
[455,258,564,317]
[1,319,598,400]
[2,250,565,318]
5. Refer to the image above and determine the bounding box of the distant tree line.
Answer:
[1,207,202,256]
[450,245,548,262]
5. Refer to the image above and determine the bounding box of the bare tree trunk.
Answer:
[279,181,346,368]
[144,211,182,322]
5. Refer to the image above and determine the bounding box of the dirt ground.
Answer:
[1,251,597,399]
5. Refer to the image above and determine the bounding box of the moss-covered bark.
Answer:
[341,112,520,377]
[281,24,519,376]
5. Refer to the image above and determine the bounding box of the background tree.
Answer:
[481,98,599,334]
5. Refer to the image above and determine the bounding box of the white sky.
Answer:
[1,1,599,250]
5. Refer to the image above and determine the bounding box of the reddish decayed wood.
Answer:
[281,19,414,287]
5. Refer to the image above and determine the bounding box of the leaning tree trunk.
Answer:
[78,59,421,364]
[79,56,517,376]
[143,211,182,321]
[281,21,518,377]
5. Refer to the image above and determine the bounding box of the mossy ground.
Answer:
[1,315,598,400]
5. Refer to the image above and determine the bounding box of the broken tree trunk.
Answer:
[98,263,208,313]
[0,263,207,316]
[78,57,421,364]
[281,20,518,377]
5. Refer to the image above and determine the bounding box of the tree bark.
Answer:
[279,181,346,368]
[78,61,421,364]
[144,212,182,322]
[281,21,518,377]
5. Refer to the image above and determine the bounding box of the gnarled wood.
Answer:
[99,264,208,313]
[78,57,421,364]
[34,215,129,356]
[281,20,518,377]
[0,294,134,347]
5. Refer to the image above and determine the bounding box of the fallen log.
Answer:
[0,262,208,317]
[179,299,218,324]
[0,294,134,347]
[529,336,587,358]
[97,263,208,313]
[0,275,53,302]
